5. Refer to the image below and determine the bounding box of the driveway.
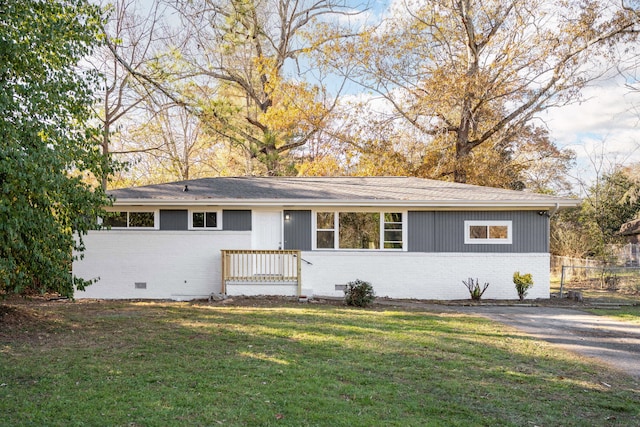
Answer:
[451,305,640,379]
[376,299,640,378]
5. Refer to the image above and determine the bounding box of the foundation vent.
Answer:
[135,282,147,289]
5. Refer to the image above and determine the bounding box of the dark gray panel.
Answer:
[433,211,548,253]
[284,210,311,250]
[160,210,188,230]
[408,211,435,252]
[223,210,252,231]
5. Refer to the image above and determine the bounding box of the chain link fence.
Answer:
[552,247,640,297]
[556,265,640,297]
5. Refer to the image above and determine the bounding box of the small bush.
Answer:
[603,273,619,291]
[513,272,534,301]
[462,278,489,301]
[620,277,640,295]
[344,279,375,307]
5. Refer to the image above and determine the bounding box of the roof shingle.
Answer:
[108,177,579,207]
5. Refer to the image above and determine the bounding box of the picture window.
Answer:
[315,211,403,250]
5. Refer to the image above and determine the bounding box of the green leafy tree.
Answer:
[581,169,640,259]
[0,0,110,297]
[551,167,640,260]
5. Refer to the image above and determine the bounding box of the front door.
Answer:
[252,210,282,250]
[252,211,283,277]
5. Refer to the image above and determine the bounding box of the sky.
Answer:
[539,74,640,192]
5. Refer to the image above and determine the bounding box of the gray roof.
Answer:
[109,177,579,208]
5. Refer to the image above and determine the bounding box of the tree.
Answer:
[0,0,110,297]
[550,208,594,258]
[113,93,224,185]
[88,0,167,189]
[583,168,640,255]
[328,0,639,183]
[551,166,640,259]
[162,0,357,175]
[511,126,575,195]
[316,99,574,190]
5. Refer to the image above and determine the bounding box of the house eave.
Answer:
[111,198,580,210]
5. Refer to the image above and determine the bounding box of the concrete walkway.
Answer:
[377,300,640,378]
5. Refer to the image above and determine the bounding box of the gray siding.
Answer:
[408,211,548,253]
[283,210,312,250]
[160,210,188,230]
[223,210,252,231]
[408,211,436,252]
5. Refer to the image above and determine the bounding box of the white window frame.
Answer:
[464,220,512,244]
[188,209,222,230]
[312,210,406,251]
[383,212,404,249]
[315,211,336,249]
[101,210,159,230]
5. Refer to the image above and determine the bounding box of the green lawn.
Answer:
[1,299,639,426]
[550,283,640,323]
[586,306,640,324]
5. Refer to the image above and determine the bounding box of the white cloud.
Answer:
[540,75,640,189]
[544,78,640,142]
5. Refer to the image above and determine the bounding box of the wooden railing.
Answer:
[221,250,302,295]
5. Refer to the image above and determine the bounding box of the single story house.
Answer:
[72,177,579,301]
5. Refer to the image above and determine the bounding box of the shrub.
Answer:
[513,272,534,301]
[462,278,489,301]
[603,272,619,291]
[344,279,375,307]
[620,277,640,295]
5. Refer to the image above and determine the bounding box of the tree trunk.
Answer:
[453,0,478,185]
[454,137,471,184]
[101,121,109,191]
[261,131,281,176]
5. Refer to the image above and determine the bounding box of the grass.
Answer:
[550,282,640,323]
[1,299,639,426]
[586,306,640,324]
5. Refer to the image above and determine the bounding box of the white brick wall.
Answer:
[300,252,550,300]
[74,232,549,300]
[73,231,251,300]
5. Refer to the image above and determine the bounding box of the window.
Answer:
[104,212,127,228]
[316,212,335,249]
[103,211,156,228]
[464,220,512,244]
[339,212,380,249]
[315,211,404,250]
[384,213,403,249]
[129,212,155,228]
[189,210,221,230]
